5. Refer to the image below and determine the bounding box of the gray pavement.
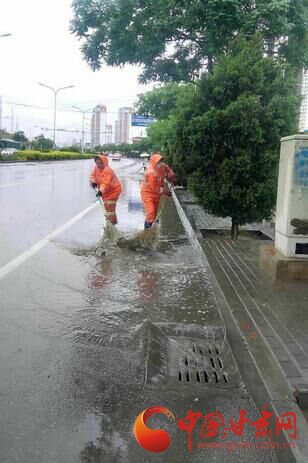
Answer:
[173,188,308,462]
[0,160,277,462]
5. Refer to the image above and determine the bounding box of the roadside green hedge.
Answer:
[0,150,95,161]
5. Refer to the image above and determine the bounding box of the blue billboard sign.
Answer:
[131,114,155,127]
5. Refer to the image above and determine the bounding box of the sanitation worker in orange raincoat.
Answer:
[90,154,122,225]
[141,153,175,229]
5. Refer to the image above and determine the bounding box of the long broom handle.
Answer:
[94,186,106,216]
[152,184,172,226]
[93,187,108,251]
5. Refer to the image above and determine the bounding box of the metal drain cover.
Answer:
[144,323,240,387]
[168,338,228,385]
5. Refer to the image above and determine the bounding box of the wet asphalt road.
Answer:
[0,159,277,462]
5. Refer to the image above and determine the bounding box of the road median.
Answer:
[0,150,95,162]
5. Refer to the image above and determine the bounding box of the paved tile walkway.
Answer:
[177,189,308,410]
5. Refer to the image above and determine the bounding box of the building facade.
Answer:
[91,105,107,147]
[114,120,120,144]
[131,136,146,144]
[105,124,113,144]
[118,107,133,143]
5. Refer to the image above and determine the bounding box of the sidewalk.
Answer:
[173,188,308,463]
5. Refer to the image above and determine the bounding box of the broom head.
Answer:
[117,223,159,250]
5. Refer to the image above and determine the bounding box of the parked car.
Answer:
[1,148,18,155]
[112,153,121,161]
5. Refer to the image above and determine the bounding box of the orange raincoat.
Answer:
[141,154,175,224]
[90,155,122,224]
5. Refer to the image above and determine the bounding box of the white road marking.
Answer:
[0,201,99,280]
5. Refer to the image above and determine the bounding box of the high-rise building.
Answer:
[114,120,120,144]
[91,112,95,147]
[118,107,133,143]
[106,124,113,144]
[91,104,107,147]
[299,70,308,132]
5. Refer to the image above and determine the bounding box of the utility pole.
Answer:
[38,82,74,149]
[10,107,14,134]
[72,106,91,153]
[0,34,12,131]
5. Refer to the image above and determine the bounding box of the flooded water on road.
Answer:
[0,165,275,463]
[63,172,219,350]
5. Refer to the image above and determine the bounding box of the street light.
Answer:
[72,106,91,153]
[38,82,74,149]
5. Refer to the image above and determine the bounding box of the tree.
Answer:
[71,0,308,83]
[0,128,11,139]
[12,131,28,143]
[145,118,176,153]
[134,82,194,156]
[136,83,193,119]
[96,143,141,157]
[32,135,54,151]
[171,36,300,238]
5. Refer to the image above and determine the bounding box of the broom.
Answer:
[117,190,170,250]
[94,187,121,251]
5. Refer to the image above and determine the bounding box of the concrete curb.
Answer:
[172,189,308,463]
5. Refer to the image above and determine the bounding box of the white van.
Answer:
[112,153,121,161]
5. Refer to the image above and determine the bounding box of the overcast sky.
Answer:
[0,0,153,144]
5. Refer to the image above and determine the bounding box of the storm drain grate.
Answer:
[170,340,229,385]
[144,324,239,387]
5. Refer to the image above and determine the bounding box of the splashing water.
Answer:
[104,221,121,242]
[117,223,159,251]
[95,222,122,256]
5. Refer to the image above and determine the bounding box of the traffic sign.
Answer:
[131,114,155,127]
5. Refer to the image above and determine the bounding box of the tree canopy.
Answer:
[71,0,308,83]
[136,83,193,119]
[95,141,152,157]
[139,36,300,236]
[0,128,12,139]
[32,135,54,151]
[12,131,28,143]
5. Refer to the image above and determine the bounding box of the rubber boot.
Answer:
[106,215,117,225]
[110,216,118,225]
[144,221,152,230]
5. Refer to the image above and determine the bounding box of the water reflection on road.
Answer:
[0,163,221,463]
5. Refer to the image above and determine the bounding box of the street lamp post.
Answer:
[38,82,74,149]
[72,106,91,153]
